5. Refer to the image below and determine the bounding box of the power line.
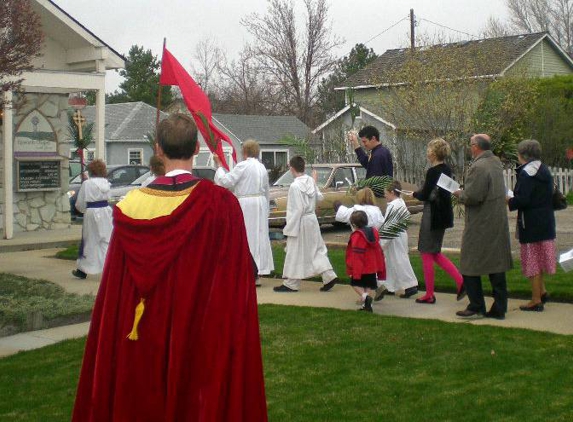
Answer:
[363,16,409,46]
[418,18,479,40]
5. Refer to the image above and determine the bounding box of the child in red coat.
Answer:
[346,210,386,312]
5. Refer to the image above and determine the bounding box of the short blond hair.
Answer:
[356,187,376,205]
[242,139,260,158]
[428,138,451,161]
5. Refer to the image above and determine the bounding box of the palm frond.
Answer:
[379,206,410,240]
[355,176,393,197]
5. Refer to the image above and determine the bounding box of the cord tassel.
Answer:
[126,298,145,341]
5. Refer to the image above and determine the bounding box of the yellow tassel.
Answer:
[126,298,145,341]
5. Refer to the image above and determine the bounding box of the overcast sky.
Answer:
[53,0,509,92]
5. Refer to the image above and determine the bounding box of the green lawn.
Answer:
[1,305,572,421]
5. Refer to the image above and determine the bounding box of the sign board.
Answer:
[16,159,62,192]
[14,110,57,155]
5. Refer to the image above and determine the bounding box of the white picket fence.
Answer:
[503,167,573,195]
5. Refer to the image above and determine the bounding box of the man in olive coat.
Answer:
[453,134,513,319]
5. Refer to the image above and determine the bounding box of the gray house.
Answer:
[80,101,165,166]
[79,102,311,173]
[213,113,311,171]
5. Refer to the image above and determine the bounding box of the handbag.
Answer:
[552,184,568,211]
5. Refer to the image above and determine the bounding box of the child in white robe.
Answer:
[72,159,113,279]
[274,156,338,292]
[375,181,418,299]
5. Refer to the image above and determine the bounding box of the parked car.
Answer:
[68,164,149,219]
[268,163,423,227]
[108,166,217,206]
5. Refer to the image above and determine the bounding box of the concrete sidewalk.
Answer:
[1,248,572,358]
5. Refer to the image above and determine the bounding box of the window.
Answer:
[70,148,95,161]
[330,167,354,189]
[261,149,289,170]
[128,148,143,165]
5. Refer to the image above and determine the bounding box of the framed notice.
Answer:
[16,158,62,192]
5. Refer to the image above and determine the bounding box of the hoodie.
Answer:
[508,161,556,244]
[346,227,386,280]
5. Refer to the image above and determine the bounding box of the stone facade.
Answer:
[0,93,72,232]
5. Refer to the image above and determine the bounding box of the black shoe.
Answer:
[456,284,467,301]
[320,278,338,292]
[359,296,373,312]
[519,303,544,312]
[415,295,436,304]
[399,286,418,298]
[485,310,505,320]
[541,293,549,304]
[374,286,386,301]
[72,269,87,279]
[456,309,484,319]
[273,284,297,292]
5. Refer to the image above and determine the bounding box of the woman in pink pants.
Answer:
[412,138,465,304]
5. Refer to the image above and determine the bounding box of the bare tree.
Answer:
[482,16,514,38]
[484,0,573,54]
[0,0,44,107]
[189,37,222,95]
[241,0,343,125]
[216,47,281,115]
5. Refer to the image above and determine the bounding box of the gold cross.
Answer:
[72,110,86,140]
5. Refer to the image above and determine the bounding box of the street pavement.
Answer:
[1,208,572,358]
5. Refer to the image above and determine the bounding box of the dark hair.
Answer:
[350,210,368,229]
[289,155,305,173]
[517,139,542,161]
[386,180,402,197]
[157,113,198,159]
[358,125,380,141]
[87,159,107,177]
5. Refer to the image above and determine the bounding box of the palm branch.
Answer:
[379,206,410,240]
[355,175,393,197]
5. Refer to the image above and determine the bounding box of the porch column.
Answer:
[95,59,106,161]
[2,90,14,239]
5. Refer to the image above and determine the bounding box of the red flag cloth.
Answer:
[159,48,236,170]
[72,176,268,421]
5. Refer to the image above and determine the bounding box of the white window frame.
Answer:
[260,149,289,169]
[194,146,235,169]
[128,148,144,165]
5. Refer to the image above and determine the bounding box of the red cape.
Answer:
[72,179,268,421]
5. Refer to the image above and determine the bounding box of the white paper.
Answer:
[436,173,460,193]
[507,189,514,198]
[559,248,573,272]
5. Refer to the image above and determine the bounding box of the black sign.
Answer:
[17,160,61,191]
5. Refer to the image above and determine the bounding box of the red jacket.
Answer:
[346,227,386,280]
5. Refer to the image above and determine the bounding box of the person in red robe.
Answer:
[72,113,268,422]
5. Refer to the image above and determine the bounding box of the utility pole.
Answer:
[410,9,415,50]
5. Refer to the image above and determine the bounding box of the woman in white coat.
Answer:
[72,159,113,279]
[214,140,274,280]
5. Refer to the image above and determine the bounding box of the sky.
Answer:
[53,0,509,93]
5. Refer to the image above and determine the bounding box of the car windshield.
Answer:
[130,171,151,185]
[273,167,332,188]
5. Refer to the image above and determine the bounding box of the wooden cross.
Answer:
[72,110,86,140]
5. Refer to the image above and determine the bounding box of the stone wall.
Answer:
[0,93,72,232]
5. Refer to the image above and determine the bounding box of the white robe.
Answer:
[282,174,334,280]
[75,177,113,274]
[215,157,274,275]
[335,203,385,229]
[379,198,418,292]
